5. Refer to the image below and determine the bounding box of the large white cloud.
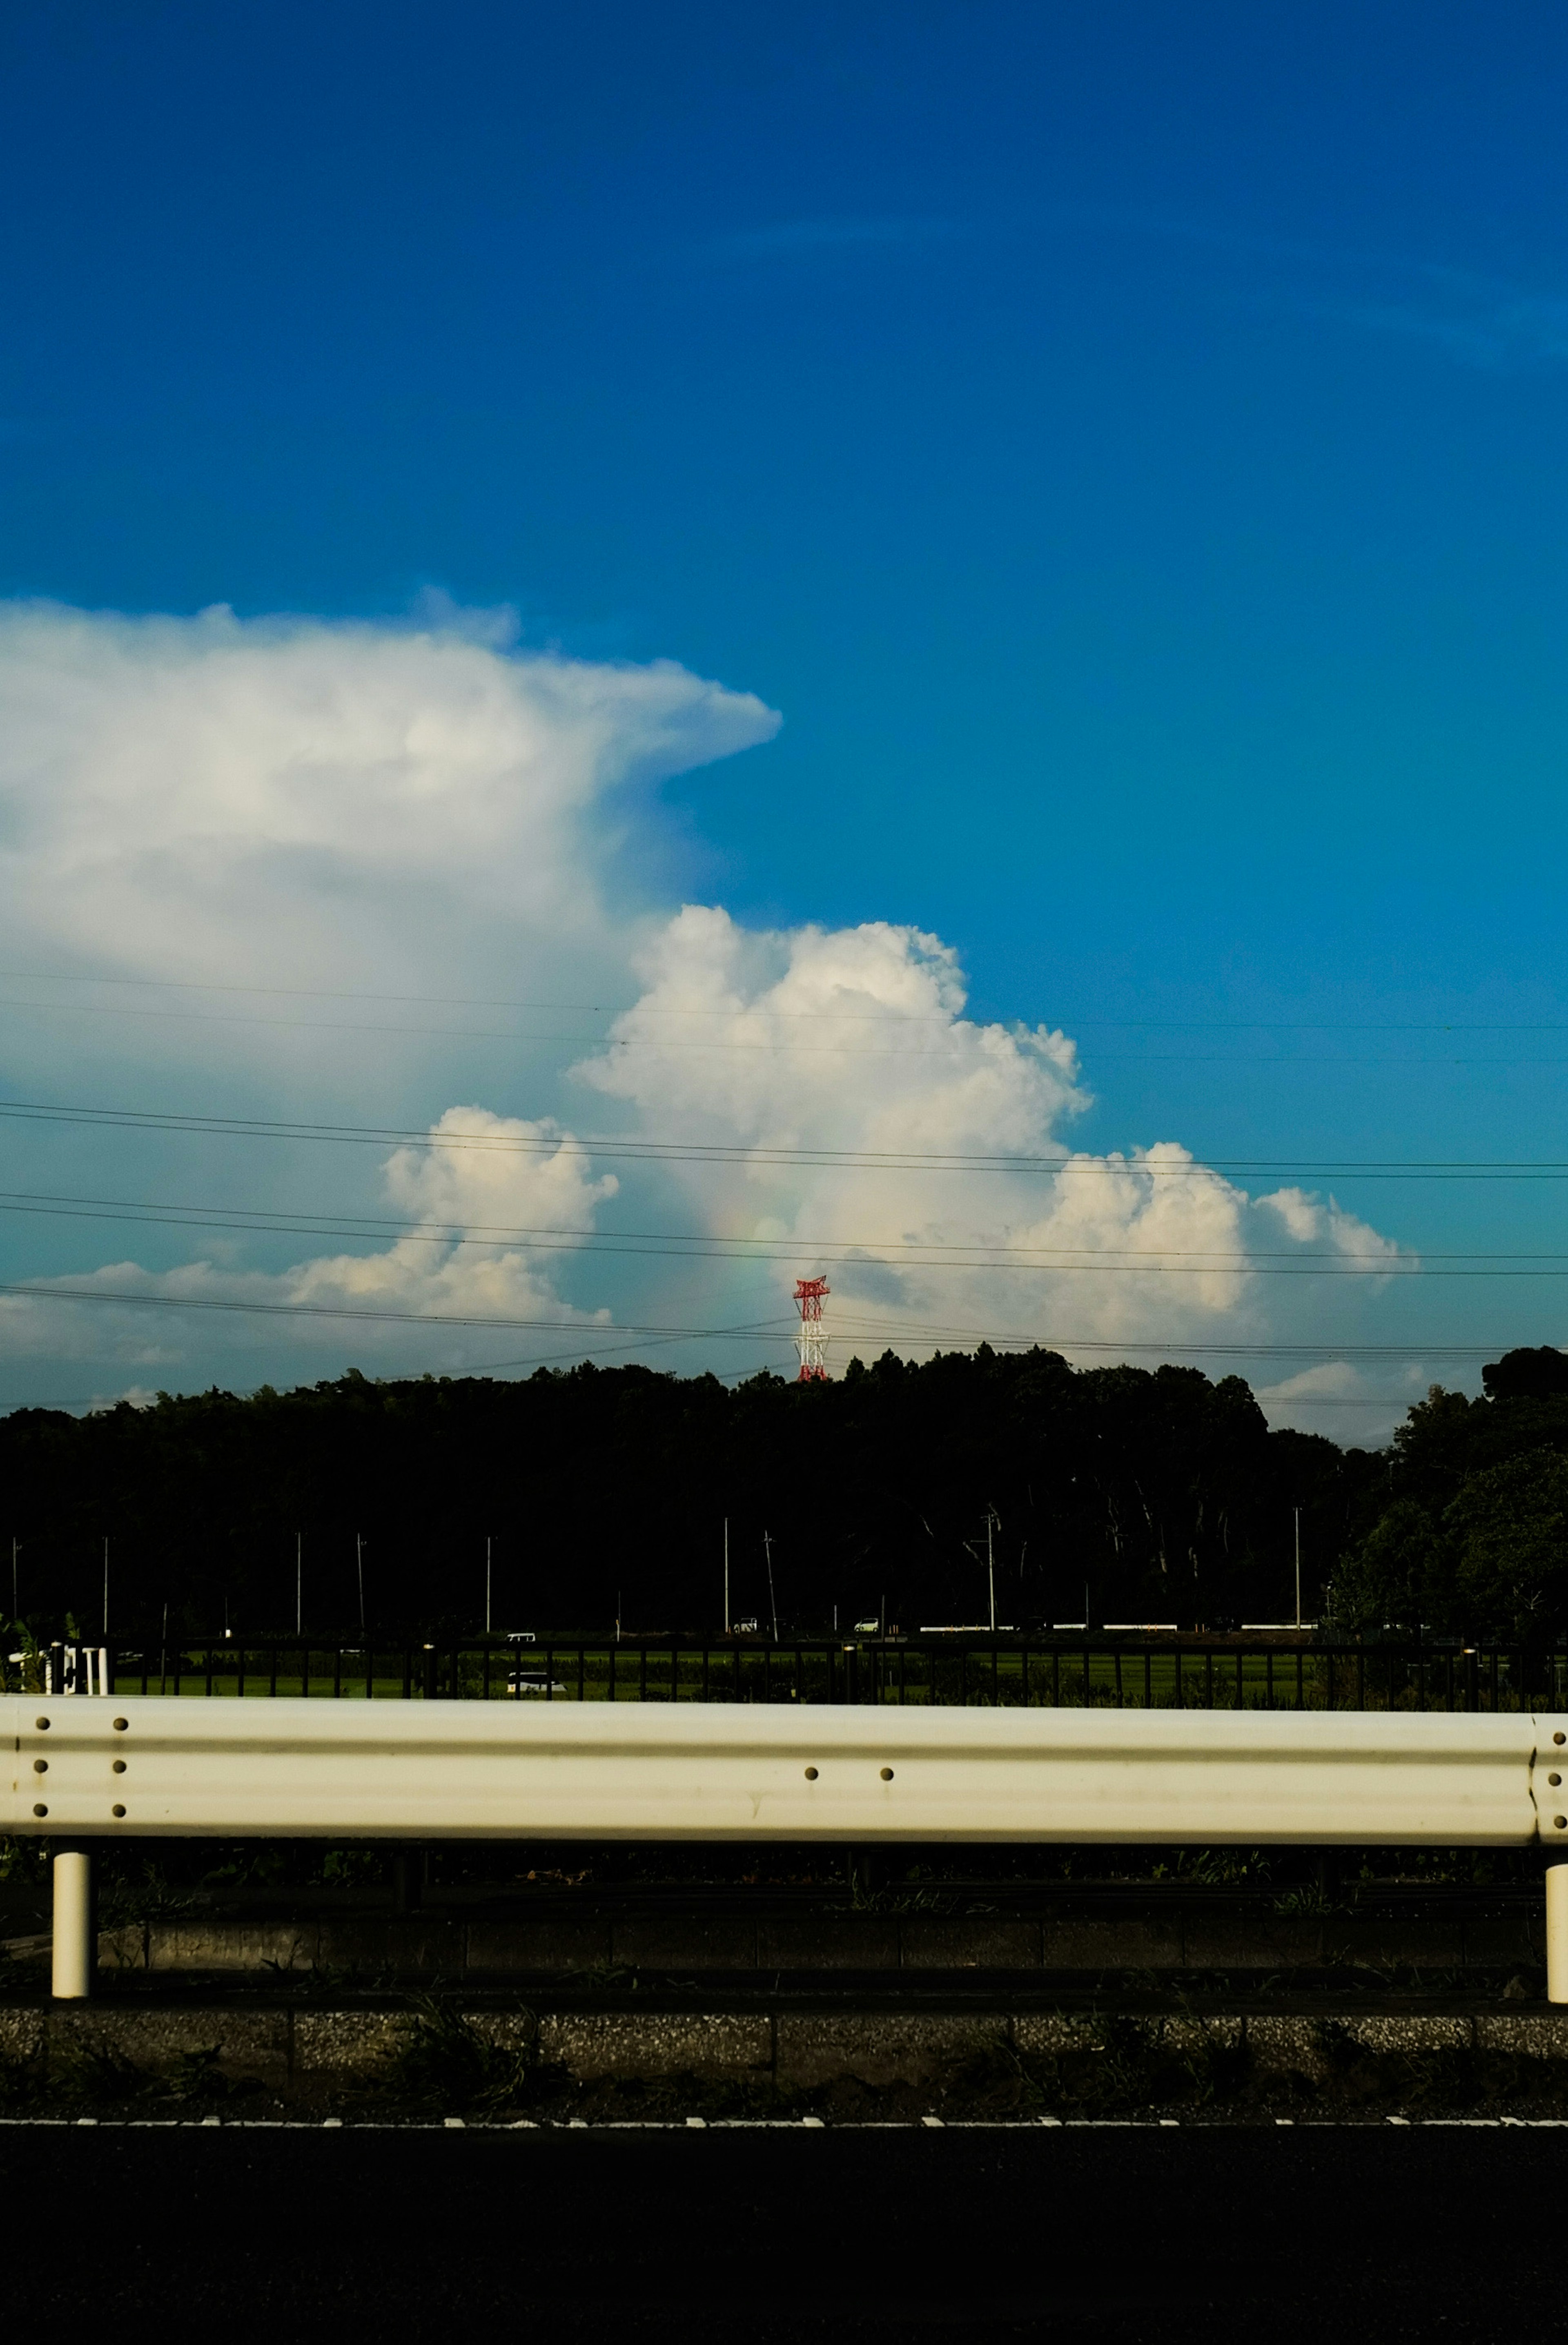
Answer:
[0,602,1414,1405]
[575,904,1412,1364]
[0,1109,619,1381]
[0,600,779,1096]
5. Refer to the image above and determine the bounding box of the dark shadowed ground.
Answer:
[0,2121,1551,2341]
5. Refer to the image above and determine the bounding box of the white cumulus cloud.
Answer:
[572,904,1414,1366]
[0,600,779,1097]
[0,602,1417,1406]
[0,1109,618,1378]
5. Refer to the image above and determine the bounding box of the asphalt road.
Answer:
[0,2122,1552,2340]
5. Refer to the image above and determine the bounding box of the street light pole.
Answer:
[987,1508,997,1634]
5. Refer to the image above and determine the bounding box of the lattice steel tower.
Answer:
[793,1277,830,1381]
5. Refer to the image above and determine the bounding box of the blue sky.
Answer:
[0,1,1566,1433]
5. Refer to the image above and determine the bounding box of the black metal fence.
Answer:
[11,1635,1568,1711]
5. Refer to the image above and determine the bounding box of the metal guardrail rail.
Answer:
[7,1694,1560,1845]
[7,1693,1568,2005]
[18,1636,1568,1711]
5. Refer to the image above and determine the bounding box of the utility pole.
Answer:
[1294,1506,1302,1631]
[102,1538,109,1640]
[486,1535,492,1636]
[986,1507,997,1634]
[723,1517,730,1635]
[9,1535,16,1624]
[764,1530,778,1643]
[356,1533,365,1637]
[296,1532,303,1638]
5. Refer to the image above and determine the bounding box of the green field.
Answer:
[75,1641,1553,1712]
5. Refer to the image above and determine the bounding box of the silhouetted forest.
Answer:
[2,1343,1564,1643]
[1327,1346,1568,1640]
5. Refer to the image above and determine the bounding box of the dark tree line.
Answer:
[1327,1346,1568,1641]
[0,1346,1374,1642]
[3,1343,1564,1644]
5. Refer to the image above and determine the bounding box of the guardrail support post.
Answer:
[51,1844,94,2001]
[1546,1859,1568,2006]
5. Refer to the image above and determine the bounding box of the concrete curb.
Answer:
[79,1900,1546,1979]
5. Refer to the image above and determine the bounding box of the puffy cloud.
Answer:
[0,600,779,1094]
[1254,1359,1430,1447]
[0,1109,617,1378]
[382,1106,615,1236]
[0,602,1415,1407]
[0,604,776,1394]
[1254,1185,1402,1265]
[579,903,1084,1161]
[574,903,1414,1365]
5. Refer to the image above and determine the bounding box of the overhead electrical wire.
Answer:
[2,967,1566,1032]
[1,993,1567,1063]
[2,1094,1567,1178]
[0,1277,1524,1361]
[0,1077,1556,1378]
[0,1280,798,1342]
[0,1182,1557,1273]
[823,1314,1517,1358]
[0,1305,824,1409]
[3,984,1568,1060]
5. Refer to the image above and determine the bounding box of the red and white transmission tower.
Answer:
[793,1277,831,1381]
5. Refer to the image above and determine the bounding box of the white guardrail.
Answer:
[6,1697,1568,2001]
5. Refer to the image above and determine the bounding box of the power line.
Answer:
[8,989,1568,1063]
[0,971,978,1021]
[0,1280,797,1342]
[8,990,1568,1065]
[0,1378,1452,1418]
[0,1183,1434,1252]
[0,1308,808,1407]
[0,1275,1535,1364]
[0,995,1003,1054]
[4,967,1567,1032]
[824,1312,1523,1356]
[0,1188,1556,1273]
[4,1094,1568,1177]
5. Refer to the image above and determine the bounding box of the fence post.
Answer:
[51,1844,94,2000]
[1547,1855,1568,2006]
